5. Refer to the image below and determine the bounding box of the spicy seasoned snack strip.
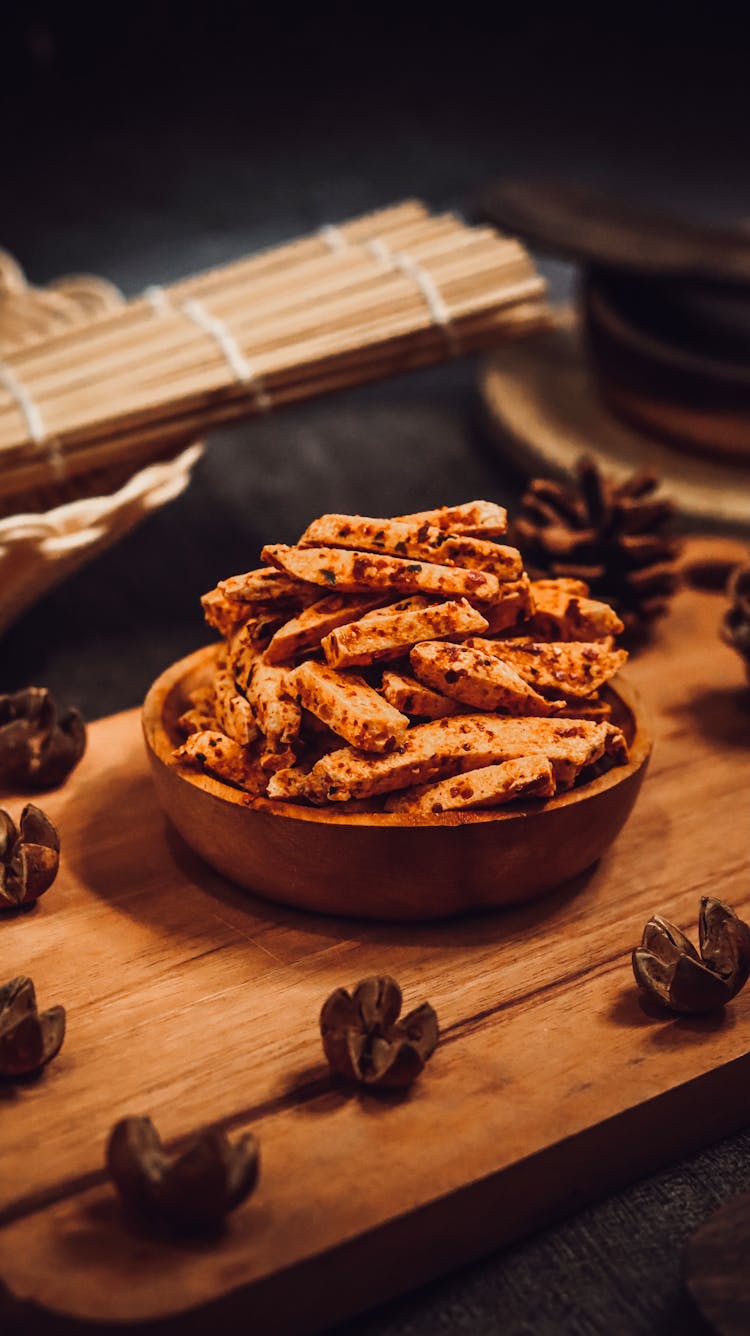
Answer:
[323,598,489,669]
[227,626,261,695]
[552,696,613,722]
[201,589,258,638]
[290,661,409,753]
[298,513,523,578]
[182,500,631,813]
[385,755,556,814]
[216,567,319,605]
[262,543,502,603]
[265,593,386,664]
[267,715,627,803]
[392,500,508,537]
[461,638,628,698]
[525,581,624,640]
[175,731,267,795]
[213,649,257,746]
[379,670,463,719]
[410,642,564,716]
[178,685,219,736]
[247,661,301,750]
[481,576,534,633]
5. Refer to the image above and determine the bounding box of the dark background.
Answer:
[2,5,750,1333]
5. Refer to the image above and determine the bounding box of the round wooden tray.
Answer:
[142,645,652,921]
[480,309,750,534]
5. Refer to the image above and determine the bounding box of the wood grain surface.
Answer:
[1,541,750,1334]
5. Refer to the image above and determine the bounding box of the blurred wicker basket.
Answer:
[0,250,203,635]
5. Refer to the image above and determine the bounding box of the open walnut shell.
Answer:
[106,1116,260,1231]
[320,975,439,1089]
[0,804,60,908]
[0,976,66,1077]
[0,687,86,790]
[633,897,750,1014]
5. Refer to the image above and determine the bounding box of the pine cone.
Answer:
[722,562,750,680]
[0,688,86,790]
[514,459,680,639]
[0,804,60,909]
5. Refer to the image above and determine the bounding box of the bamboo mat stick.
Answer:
[9,245,534,421]
[4,202,431,376]
[0,305,546,501]
[0,222,509,406]
[0,201,549,500]
[2,270,545,453]
[0,240,535,424]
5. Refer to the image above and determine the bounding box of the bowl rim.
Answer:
[143,644,653,830]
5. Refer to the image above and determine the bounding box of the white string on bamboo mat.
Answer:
[365,238,460,354]
[0,361,66,480]
[143,284,172,316]
[143,286,271,411]
[318,224,347,254]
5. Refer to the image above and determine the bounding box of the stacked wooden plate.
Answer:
[475,181,750,527]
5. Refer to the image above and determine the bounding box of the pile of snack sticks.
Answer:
[176,501,630,815]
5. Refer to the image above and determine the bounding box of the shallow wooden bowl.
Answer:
[142,646,652,921]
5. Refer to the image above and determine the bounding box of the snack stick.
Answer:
[556,696,613,722]
[240,610,289,650]
[480,576,534,634]
[526,582,624,640]
[265,763,316,801]
[298,513,522,579]
[380,670,463,719]
[286,714,627,802]
[178,706,221,735]
[228,612,288,694]
[189,684,217,713]
[410,642,564,716]
[290,660,409,753]
[217,567,320,606]
[461,638,628,698]
[228,627,260,695]
[177,684,219,735]
[174,731,267,795]
[213,649,258,746]
[201,589,258,638]
[323,598,489,669]
[260,745,297,776]
[265,593,386,664]
[262,544,501,603]
[385,755,556,813]
[247,660,302,748]
[392,500,508,536]
[438,536,522,577]
[360,595,432,620]
[532,577,590,597]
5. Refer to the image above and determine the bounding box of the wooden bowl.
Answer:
[142,646,652,921]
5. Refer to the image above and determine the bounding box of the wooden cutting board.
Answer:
[2,539,750,1335]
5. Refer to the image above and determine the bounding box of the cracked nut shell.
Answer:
[0,976,66,1076]
[106,1116,260,1230]
[0,804,60,908]
[320,974,439,1089]
[0,687,86,790]
[632,897,750,1014]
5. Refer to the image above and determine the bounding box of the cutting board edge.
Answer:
[4,1048,750,1335]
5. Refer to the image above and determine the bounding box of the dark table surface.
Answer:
[2,9,750,1333]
